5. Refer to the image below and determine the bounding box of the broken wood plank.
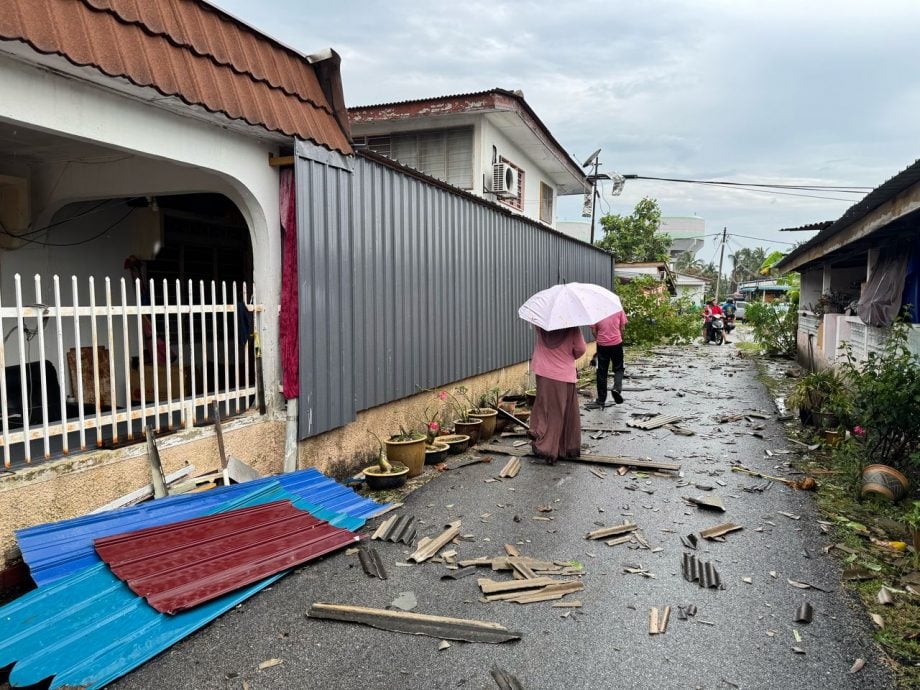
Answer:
[504,544,521,557]
[606,535,634,547]
[504,581,584,604]
[408,521,461,563]
[586,523,638,540]
[499,457,521,478]
[306,603,522,644]
[478,577,560,595]
[627,414,683,430]
[491,557,559,572]
[589,468,607,480]
[649,607,659,634]
[659,606,670,633]
[564,454,681,472]
[458,557,493,568]
[699,523,743,540]
[145,424,168,499]
[226,456,262,484]
[212,401,228,469]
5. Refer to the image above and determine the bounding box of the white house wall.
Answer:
[479,118,556,227]
[0,53,283,414]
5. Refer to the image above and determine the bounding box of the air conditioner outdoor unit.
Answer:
[492,163,519,198]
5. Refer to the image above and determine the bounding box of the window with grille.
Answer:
[499,157,524,211]
[539,182,555,225]
[355,127,473,189]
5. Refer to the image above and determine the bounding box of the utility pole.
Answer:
[714,227,727,301]
[588,157,600,245]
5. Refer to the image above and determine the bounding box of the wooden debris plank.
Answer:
[649,607,660,634]
[458,557,493,568]
[478,576,560,595]
[589,468,607,480]
[606,535,634,547]
[510,560,538,580]
[498,581,584,604]
[504,544,521,558]
[499,457,521,478]
[586,523,638,540]
[659,606,671,633]
[563,454,681,472]
[306,603,522,644]
[699,523,743,540]
[408,521,461,563]
[491,557,558,572]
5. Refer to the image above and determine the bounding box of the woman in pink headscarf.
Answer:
[529,326,586,464]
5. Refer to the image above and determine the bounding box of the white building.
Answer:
[348,89,588,228]
[661,216,705,261]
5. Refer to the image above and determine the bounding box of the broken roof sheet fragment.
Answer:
[358,547,388,580]
[794,602,814,623]
[682,553,723,589]
[371,514,417,545]
[699,523,743,540]
[627,414,683,430]
[585,523,638,540]
[17,468,387,586]
[306,603,522,643]
[408,521,461,563]
[491,666,525,690]
[685,495,726,512]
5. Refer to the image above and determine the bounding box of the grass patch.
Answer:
[752,353,920,687]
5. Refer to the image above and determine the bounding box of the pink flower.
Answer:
[438,390,448,401]
[429,422,440,432]
[853,425,866,438]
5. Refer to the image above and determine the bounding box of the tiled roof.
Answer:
[0,0,352,153]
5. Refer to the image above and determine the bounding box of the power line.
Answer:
[0,198,122,240]
[627,174,871,192]
[7,207,136,247]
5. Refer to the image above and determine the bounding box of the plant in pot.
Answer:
[786,368,849,428]
[443,386,482,444]
[468,387,501,441]
[809,290,852,317]
[362,433,409,490]
[384,425,427,478]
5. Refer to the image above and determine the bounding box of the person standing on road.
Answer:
[589,310,628,408]
[529,326,587,464]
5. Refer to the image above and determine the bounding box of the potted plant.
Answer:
[442,387,482,444]
[384,426,427,478]
[439,434,472,455]
[786,369,849,428]
[362,434,409,490]
[810,290,852,316]
[469,388,501,441]
[425,441,450,464]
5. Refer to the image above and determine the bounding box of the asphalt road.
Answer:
[113,338,891,690]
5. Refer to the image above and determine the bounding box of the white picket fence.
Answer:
[0,273,263,467]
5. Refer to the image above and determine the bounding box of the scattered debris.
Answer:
[390,591,418,612]
[408,521,462,563]
[586,523,638,540]
[794,603,814,623]
[499,458,521,478]
[680,534,699,550]
[589,468,607,480]
[438,640,451,651]
[627,414,684,430]
[792,646,806,655]
[685,495,726,512]
[877,586,895,605]
[676,604,698,620]
[870,613,885,629]
[490,666,525,690]
[682,554,723,589]
[478,577,560,595]
[372,514,418,545]
[552,600,582,609]
[777,511,801,521]
[358,548,388,580]
[730,464,816,491]
[849,658,865,674]
[699,523,743,540]
[258,658,283,670]
[742,577,753,585]
[441,566,480,580]
[306,603,523,643]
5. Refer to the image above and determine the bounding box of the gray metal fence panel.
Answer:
[296,141,614,438]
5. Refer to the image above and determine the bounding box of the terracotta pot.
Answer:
[425,442,450,465]
[363,464,409,490]
[823,429,842,447]
[440,434,471,455]
[468,408,497,441]
[453,418,482,444]
[384,436,426,478]
[861,464,909,502]
[812,411,839,430]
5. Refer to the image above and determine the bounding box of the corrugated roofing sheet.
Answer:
[0,0,352,153]
[17,467,388,586]
[95,500,359,613]
[0,482,330,690]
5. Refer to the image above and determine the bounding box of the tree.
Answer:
[731,247,768,285]
[595,197,671,263]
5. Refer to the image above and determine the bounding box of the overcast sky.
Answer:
[214,0,920,261]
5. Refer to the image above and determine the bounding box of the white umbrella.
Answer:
[518,282,623,330]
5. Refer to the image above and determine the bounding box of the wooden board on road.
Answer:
[477,443,680,472]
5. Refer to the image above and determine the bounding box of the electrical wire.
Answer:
[0,198,124,240]
[628,175,871,192]
[8,207,136,248]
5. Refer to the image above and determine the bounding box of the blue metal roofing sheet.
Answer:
[0,481,310,689]
[17,468,388,586]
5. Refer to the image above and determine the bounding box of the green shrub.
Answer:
[745,301,798,357]
[841,322,920,475]
[616,276,699,347]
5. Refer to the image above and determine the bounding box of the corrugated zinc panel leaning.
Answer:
[95,500,360,614]
[0,482,325,689]
[17,468,388,586]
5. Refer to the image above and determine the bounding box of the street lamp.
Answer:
[581,149,625,244]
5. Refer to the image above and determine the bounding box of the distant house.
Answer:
[615,262,677,296]
[661,216,705,261]
[673,273,709,304]
[775,158,920,369]
[348,89,587,228]
[736,279,792,303]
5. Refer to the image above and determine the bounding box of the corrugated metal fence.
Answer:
[296,141,613,438]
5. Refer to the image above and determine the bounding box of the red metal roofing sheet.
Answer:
[1,0,352,153]
[94,500,360,614]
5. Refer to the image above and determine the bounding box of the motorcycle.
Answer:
[724,314,736,334]
[707,314,725,345]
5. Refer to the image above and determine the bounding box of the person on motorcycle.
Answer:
[702,299,724,343]
[721,298,736,343]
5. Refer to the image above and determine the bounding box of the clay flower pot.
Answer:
[385,435,426,478]
[468,408,498,441]
[453,418,482,444]
[861,464,909,502]
[439,434,471,455]
[363,464,409,490]
[425,442,450,465]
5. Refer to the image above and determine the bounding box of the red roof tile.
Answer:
[1,0,352,153]
[94,500,360,614]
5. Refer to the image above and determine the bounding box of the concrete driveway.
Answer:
[113,340,890,690]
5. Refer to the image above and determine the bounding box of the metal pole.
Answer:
[589,158,599,245]
[714,227,727,301]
